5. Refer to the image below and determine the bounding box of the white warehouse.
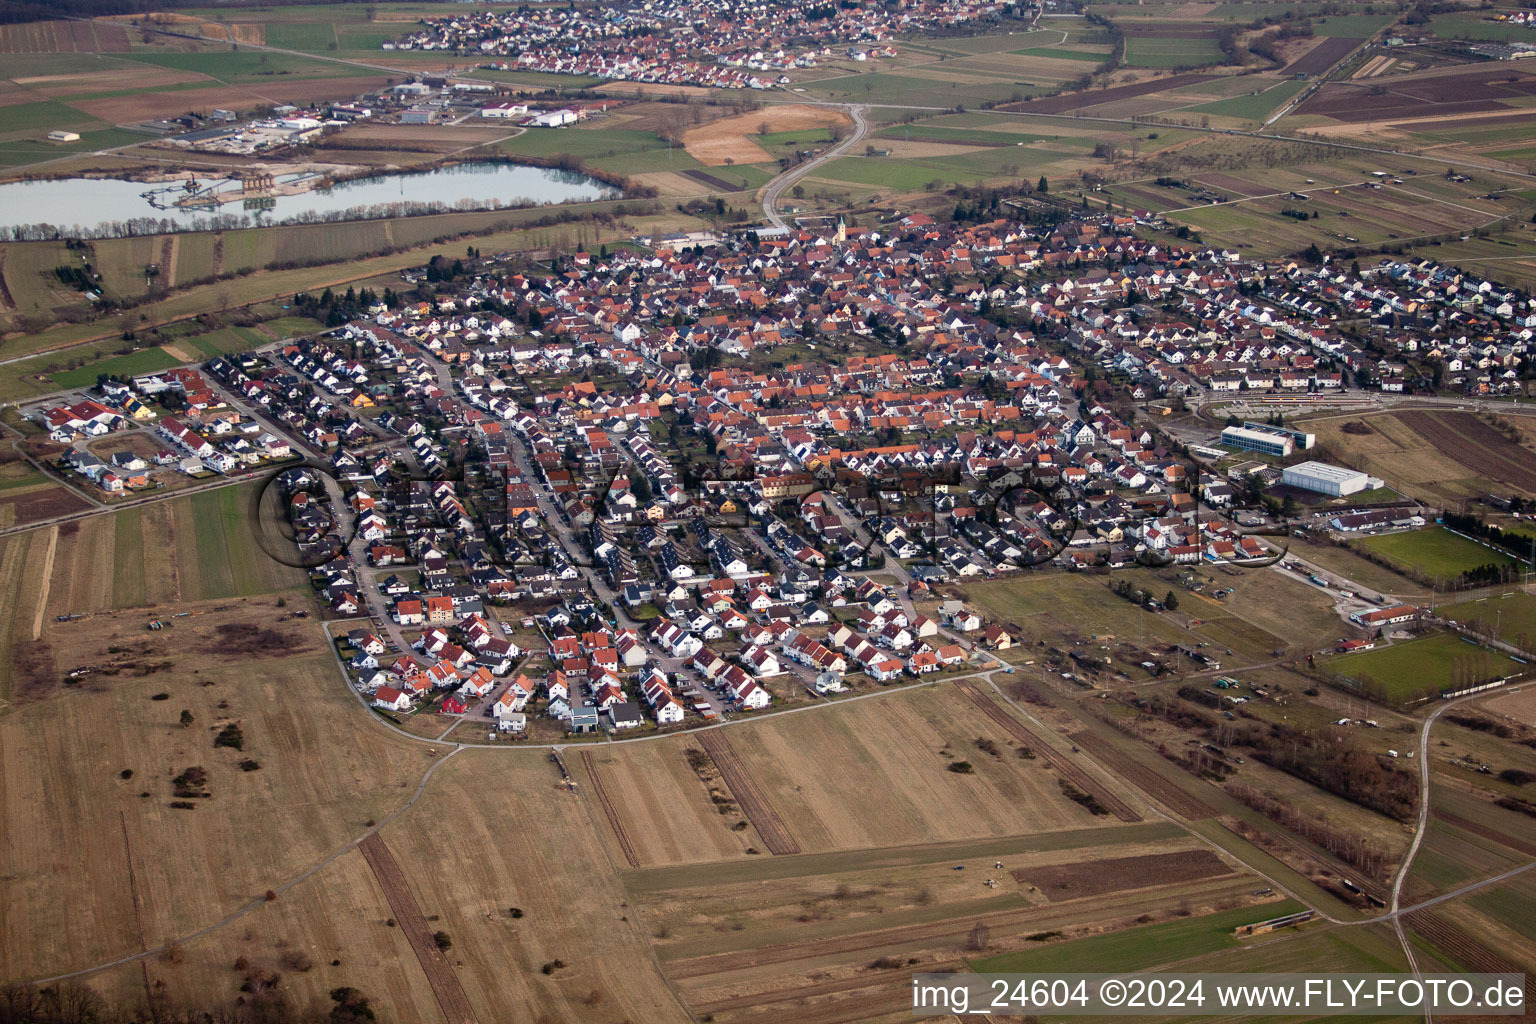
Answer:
[529,109,578,127]
[1282,461,1374,497]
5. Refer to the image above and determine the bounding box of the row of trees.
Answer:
[0,982,377,1024]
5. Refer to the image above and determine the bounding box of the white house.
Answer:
[655,698,685,725]
[372,686,413,711]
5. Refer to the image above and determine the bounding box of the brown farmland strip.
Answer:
[580,750,640,868]
[1396,411,1536,493]
[1433,809,1536,859]
[681,168,745,191]
[1002,73,1210,114]
[1014,849,1231,900]
[952,680,1141,822]
[1406,910,1534,1015]
[696,731,802,855]
[69,21,96,52]
[1189,172,1265,197]
[95,22,132,52]
[1284,36,1363,76]
[1066,730,1216,819]
[0,486,93,525]
[358,833,478,1024]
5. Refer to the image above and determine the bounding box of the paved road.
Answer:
[761,104,869,230]
[1386,679,1534,1019]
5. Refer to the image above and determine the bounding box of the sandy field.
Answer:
[683,104,851,167]
[633,171,712,196]
[1484,687,1536,728]
[883,140,992,159]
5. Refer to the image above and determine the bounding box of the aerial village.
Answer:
[26,206,1536,737]
[385,0,999,89]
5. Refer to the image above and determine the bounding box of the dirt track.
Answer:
[358,834,478,1024]
[1066,730,1216,820]
[952,680,1141,822]
[581,750,639,867]
[697,732,801,854]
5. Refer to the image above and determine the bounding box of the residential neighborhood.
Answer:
[27,208,1535,741]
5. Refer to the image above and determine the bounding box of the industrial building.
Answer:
[1242,421,1315,449]
[528,108,578,127]
[46,130,80,143]
[1220,424,1294,458]
[1282,461,1373,497]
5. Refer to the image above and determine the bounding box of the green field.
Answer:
[112,507,148,609]
[182,484,305,600]
[180,326,269,357]
[971,902,1303,974]
[1123,36,1225,68]
[121,50,358,82]
[817,142,1060,190]
[802,70,1047,107]
[758,128,836,150]
[47,348,183,391]
[1439,592,1536,649]
[1429,13,1536,43]
[498,127,698,175]
[1323,632,1523,701]
[877,124,1052,146]
[256,316,325,339]
[1358,527,1515,580]
[468,68,603,90]
[1185,80,1308,122]
[0,129,148,170]
[1012,46,1109,63]
[263,21,339,52]
[0,100,107,135]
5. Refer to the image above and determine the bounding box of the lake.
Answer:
[0,161,617,238]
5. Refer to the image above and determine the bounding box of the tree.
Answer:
[434,931,453,952]
[1164,590,1179,611]
[180,709,194,728]
[1280,493,1299,518]
[629,469,653,503]
[1037,175,1049,194]
[330,986,378,1023]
